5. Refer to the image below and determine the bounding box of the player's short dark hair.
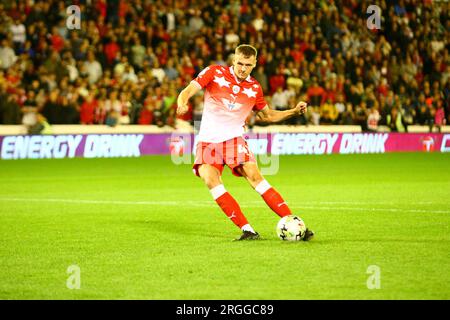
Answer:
[235,44,258,58]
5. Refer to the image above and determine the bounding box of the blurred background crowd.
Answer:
[0,0,448,133]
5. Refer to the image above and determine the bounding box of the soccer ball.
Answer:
[276,215,307,241]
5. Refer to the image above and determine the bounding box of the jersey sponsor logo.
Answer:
[221,98,242,111]
[232,85,240,94]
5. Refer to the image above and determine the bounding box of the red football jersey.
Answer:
[192,65,267,142]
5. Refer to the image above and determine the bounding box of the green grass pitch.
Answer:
[0,153,449,299]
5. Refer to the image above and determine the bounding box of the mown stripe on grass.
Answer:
[0,197,449,214]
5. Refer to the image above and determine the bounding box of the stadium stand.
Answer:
[0,0,448,133]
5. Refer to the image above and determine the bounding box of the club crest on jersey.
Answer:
[232,85,240,94]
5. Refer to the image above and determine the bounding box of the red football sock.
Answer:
[261,188,292,217]
[255,180,292,217]
[215,192,249,228]
[211,185,248,229]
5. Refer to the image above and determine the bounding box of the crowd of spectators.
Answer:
[0,0,448,133]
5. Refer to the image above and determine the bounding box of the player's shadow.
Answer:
[129,219,274,242]
[129,219,232,240]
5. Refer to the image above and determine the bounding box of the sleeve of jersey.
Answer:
[253,84,268,111]
[191,66,216,89]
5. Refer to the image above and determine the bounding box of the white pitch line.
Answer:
[0,198,449,214]
[296,205,450,215]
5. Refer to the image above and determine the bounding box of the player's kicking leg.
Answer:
[196,164,260,240]
[235,162,314,241]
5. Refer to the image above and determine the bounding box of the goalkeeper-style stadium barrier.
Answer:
[0,125,449,159]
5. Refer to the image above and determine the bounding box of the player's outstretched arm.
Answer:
[256,101,308,124]
[177,82,201,116]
